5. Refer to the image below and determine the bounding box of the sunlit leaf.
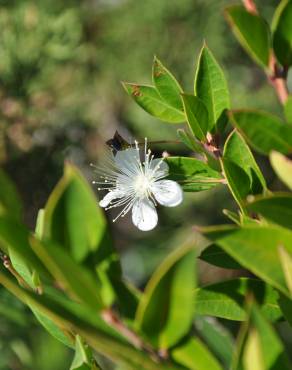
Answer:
[172,336,223,370]
[272,0,292,66]
[152,56,183,111]
[223,130,266,194]
[135,246,196,349]
[181,94,209,141]
[225,5,270,67]
[194,45,230,130]
[201,224,292,296]
[122,83,185,123]
[195,278,282,322]
[229,109,292,155]
[166,156,222,192]
[247,193,292,229]
[270,151,292,190]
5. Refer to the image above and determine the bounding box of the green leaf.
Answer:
[229,109,292,155]
[135,246,196,349]
[222,209,241,225]
[31,306,74,348]
[199,244,243,269]
[181,94,209,141]
[201,224,292,296]
[70,335,100,370]
[195,278,282,322]
[194,45,230,130]
[247,193,292,229]
[122,83,185,123]
[152,56,183,111]
[284,95,292,122]
[278,245,292,295]
[223,130,266,194]
[242,327,264,370]
[278,294,292,327]
[0,271,181,370]
[272,0,292,66]
[0,168,22,221]
[0,217,50,285]
[225,5,271,67]
[244,303,292,370]
[30,238,104,310]
[195,316,234,368]
[165,156,222,192]
[44,163,112,264]
[270,151,292,190]
[171,336,223,370]
[35,209,45,239]
[177,129,204,153]
[221,158,250,211]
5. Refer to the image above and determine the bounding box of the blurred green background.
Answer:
[0,0,285,368]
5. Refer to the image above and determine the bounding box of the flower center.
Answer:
[133,173,152,198]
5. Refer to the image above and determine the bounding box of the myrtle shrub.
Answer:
[0,1,292,369]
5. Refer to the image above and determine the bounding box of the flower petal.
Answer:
[99,190,124,208]
[114,148,140,172]
[132,199,158,231]
[149,158,169,178]
[151,180,183,207]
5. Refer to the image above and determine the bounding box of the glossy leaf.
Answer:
[70,335,100,370]
[172,336,223,370]
[194,45,230,130]
[0,217,50,285]
[152,56,183,111]
[195,278,282,322]
[201,224,292,296]
[222,209,241,225]
[43,163,112,263]
[122,82,185,123]
[181,94,209,141]
[270,151,292,190]
[225,5,270,67]
[177,129,204,153]
[244,303,292,370]
[284,95,292,122]
[199,244,242,269]
[30,238,104,310]
[278,245,292,295]
[273,0,292,66]
[135,246,196,349]
[195,316,234,368]
[278,294,292,327]
[229,109,292,155]
[31,306,74,348]
[166,156,222,192]
[221,158,250,211]
[247,193,292,229]
[0,271,181,370]
[223,130,266,194]
[0,168,22,221]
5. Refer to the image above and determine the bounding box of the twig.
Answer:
[241,0,289,105]
[242,0,258,15]
[101,309,162,363]
[1,254,31,290]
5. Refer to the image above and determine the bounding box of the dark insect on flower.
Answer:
[106,131,130,154]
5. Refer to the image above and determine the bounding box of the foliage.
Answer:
[1,0,292,369]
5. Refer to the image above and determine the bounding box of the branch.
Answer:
[242,0,258,15]
[242,0,289,105]
[101,308,162,363]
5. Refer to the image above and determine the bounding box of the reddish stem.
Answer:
[242,0,258,15]
[241,0,289,105]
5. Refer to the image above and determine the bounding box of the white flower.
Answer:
[93,139,183,231]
